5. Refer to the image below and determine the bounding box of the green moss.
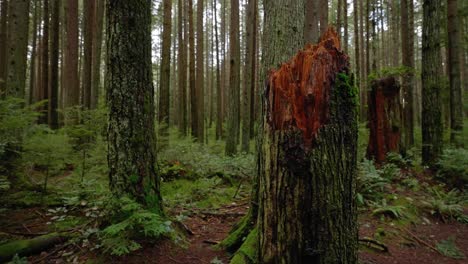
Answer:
[218,212,252,252]
[230,228,258,264]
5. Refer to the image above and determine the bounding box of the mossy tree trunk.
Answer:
[106,0,162,212]
[258,29,358,264]
[367,77,403,163]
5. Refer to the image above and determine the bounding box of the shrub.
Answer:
[436,148,468,189]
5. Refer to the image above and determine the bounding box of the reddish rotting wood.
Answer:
[367,76,403,163]
[267,28,349,147]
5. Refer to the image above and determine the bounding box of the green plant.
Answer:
[437,148,468,189]
[99,196,174,256]
[371,199,406,219]
[422,187,467,222]
[436,236,465,259]
[380,163,400,181]
[357,159,389,205]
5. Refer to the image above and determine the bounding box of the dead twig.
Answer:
[202,240,219,245]
[359,237,388,252]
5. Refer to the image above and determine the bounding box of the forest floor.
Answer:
[0,163,467,264]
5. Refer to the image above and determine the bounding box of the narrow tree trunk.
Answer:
[106,0,162,212]
[0,0,8,95]
[319,0,329,36]
[225,0,240,155]
[359,0,366,120]
[158,0,172,131]
[90,0,105,109]
[188,0,197,139]
[259,29,358,264]
[213,0,222,140]
[304,0,319,43]
[29,1,39,104]
[367,77,403,163]
[343,0,348,53]
[241,0,256,153]
[5,0,30,97]
[40,0,50,123]
[196,0,205,141]
[421,0,443,166]
[178,0,187,135]
[49,0,59,129]
[63,0,79,113]
[447,0,463,146]
[354,0,360,90]
[82,0,95,109]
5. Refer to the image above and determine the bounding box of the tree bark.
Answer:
[159,0,172,131]
[29,1,39,104]
[82,0,95,109]
[259,29,358,264]
[447,0,463,146]
[91,0,105,109]
[48,0,59,129]
[188,0,197,139]
[319,0,329,36]
[241,0,257,153]
[106,0,162,211]
[196,0,205,141]
[0,0,7,95]
[304,0,319,44]
[178,0,187,135]
[213,0,222,140]
[225,0,240,155]
[40,0,50,123]
[5,0,30,98]
[63,0,79,112]
[422,0,443,166]
[367,77,403,163]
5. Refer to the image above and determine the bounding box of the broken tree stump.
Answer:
[258,28,358,264]
[366,76,403,163]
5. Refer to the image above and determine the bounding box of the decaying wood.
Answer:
[367,76,403,163]
[259,28,358,264]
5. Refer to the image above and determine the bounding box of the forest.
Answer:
[0,0,467,263]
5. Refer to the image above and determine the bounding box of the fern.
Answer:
[422,187,467,222]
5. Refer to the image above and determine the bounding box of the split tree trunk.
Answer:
[366,77,403,163]
[258,29,358,264]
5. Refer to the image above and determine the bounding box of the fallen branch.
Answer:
[401,228,439,254]
[202,240,219,245]
[359,237,388,252]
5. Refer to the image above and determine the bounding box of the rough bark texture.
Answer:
[5,0,30,97]
[49,0,59,129]
[106,0,162,211]
[63,0,79,110]
[241,0,257,153]
[259,29,358,264]
[158,0,172,129]
[225,0,240,155]
[178,0,187,135]
[367,77,402,163]
[421,0,443,166]
[447,0,463,146]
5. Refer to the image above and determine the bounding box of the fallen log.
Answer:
[0,232,68,262]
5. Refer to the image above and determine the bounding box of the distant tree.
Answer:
[447,0,463,146]
[422,0,443,165]
[0,0,8,95]
[304,0,319,43]
[5,0,30,97]
[63,0,79,112]
[159,0,172,132]
[196,0,205,141]
[91,0,105,109]
[106,0,162,211]
[82,0,95,109]
[49,0,59,129]
[188,0,197,139]
[213,0,222,140]
[225,0,240,155]
[40,0,50,124]
[178,0,187,135]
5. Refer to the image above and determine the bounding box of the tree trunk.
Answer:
[401,0,415,150]
[159,0,172,132]
[367,77,403,163]
[422,0,443,166]
[259,29,358,264]
[106,0,162,211]
[354,0,360,97]
[82,0,95,109]
[319,0,329,36]
[225,0,240,155]
[40,0,50,124]
[196,0,205,141]
[178,0,187,135]
[241,0,257,153]
[49,0,59,129]
[29,1,39,104]
[213,0,222,140]
[63,0,79,113]
[447,0,463,146]
[343,0,348,53]
[0,0,8,95]
[91,0,105,109]
[359,0,366,120]
[188,0,197,139]
[5,0,30,97]
[304,0,319,43]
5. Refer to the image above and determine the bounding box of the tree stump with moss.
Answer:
[257,29,358,264]
[366,77,402,163]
